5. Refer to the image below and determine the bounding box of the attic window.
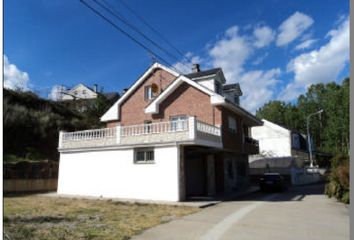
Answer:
[83,90,87,94]
[234,95,239,105]
[144,85,155,100]
[215,82,222,94]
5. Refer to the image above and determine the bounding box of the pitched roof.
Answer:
[100,62,180,122]
[184,68,221,79]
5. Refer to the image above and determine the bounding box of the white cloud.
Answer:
[238,68,281,112]
[173,52,203,74]
[4,55,30,91]
[252,53,269,65]
[279,16,349,101]
[253,25,275,48]
[295,39,317,50]
[206,26,280,113]
[276,12,314,46]
[49,85,66,101]
[208,26,252,81]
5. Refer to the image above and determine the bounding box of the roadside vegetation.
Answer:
[4,195,199,240]
[325,154,349,204]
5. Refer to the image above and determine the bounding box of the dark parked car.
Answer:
[259,173,286,192]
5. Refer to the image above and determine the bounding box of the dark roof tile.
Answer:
[184,68,221,79]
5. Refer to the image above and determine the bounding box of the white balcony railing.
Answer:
[121,120,188,136]
[62,127,116,142]
[59,117,221,149]
[196,121,221,136]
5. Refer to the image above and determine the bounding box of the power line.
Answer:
[117,0,186,59]
[96,0,189,68]
[80,0,181,73]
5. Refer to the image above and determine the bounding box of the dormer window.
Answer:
[215,82,222,94]
[234,95,240,105]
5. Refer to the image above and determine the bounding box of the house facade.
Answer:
[57,63,262,201]
[249,119,309,182]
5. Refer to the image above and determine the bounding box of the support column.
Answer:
[58,131,65,149]
[188,116,196,140]
[116,125,121,144]
[178,145,186,201]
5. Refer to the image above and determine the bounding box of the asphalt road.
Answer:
[132,184,349,240]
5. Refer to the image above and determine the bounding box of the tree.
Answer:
[256,78,349,155]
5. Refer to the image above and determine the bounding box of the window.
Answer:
[234,95,240,105]
[144,85,154,100]
[228,116,237,133]
[83,90,87,94]
[74,91,78,95]
[215,82,222,94]
[170,115,187,131]
[134,148,154,163]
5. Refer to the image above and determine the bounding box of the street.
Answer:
[132,184,349,240]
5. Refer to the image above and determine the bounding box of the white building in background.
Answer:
[59,83,98,100]
[249,119,309,176]
[250,119,308,160]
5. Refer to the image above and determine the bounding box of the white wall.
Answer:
[251,120,291,158]
[197,79,215,92]
[57,146,180,201]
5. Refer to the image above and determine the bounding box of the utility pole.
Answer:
[306,109,323,168]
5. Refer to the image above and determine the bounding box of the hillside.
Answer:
[4,89,114,162]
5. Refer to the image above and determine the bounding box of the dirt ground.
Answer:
[4,195,199,240]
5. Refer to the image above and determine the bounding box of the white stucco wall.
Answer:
[57,146,180,201]
[251,120,291,158]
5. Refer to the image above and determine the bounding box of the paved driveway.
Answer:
[132,184,349,240]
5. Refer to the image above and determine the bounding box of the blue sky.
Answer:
[4,0,349,112]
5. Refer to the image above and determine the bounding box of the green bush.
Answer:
[325,154,349,204]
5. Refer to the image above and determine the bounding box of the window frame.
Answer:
[144,85,155,100]
[170,115,187,131]
[134,147,155,164]
[228,116,237,133]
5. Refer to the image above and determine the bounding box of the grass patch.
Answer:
[4,196,199,240]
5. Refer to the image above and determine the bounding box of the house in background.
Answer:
[249,119,309,183]
[57,63,262,202]
[56,83,120,112]
[59,83,99,101]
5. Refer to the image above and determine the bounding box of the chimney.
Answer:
[192,63,200,73]
[93,84,98,93]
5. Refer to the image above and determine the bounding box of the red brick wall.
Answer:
[112,68,177,126]
[106,121,118,128]
[153,83,222,125]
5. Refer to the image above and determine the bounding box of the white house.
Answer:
[60,84,98,100]
[248,119,321,185]
[57,63,262,202]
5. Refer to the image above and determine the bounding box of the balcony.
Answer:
[244,136,259,154]
[59,117,222,150]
